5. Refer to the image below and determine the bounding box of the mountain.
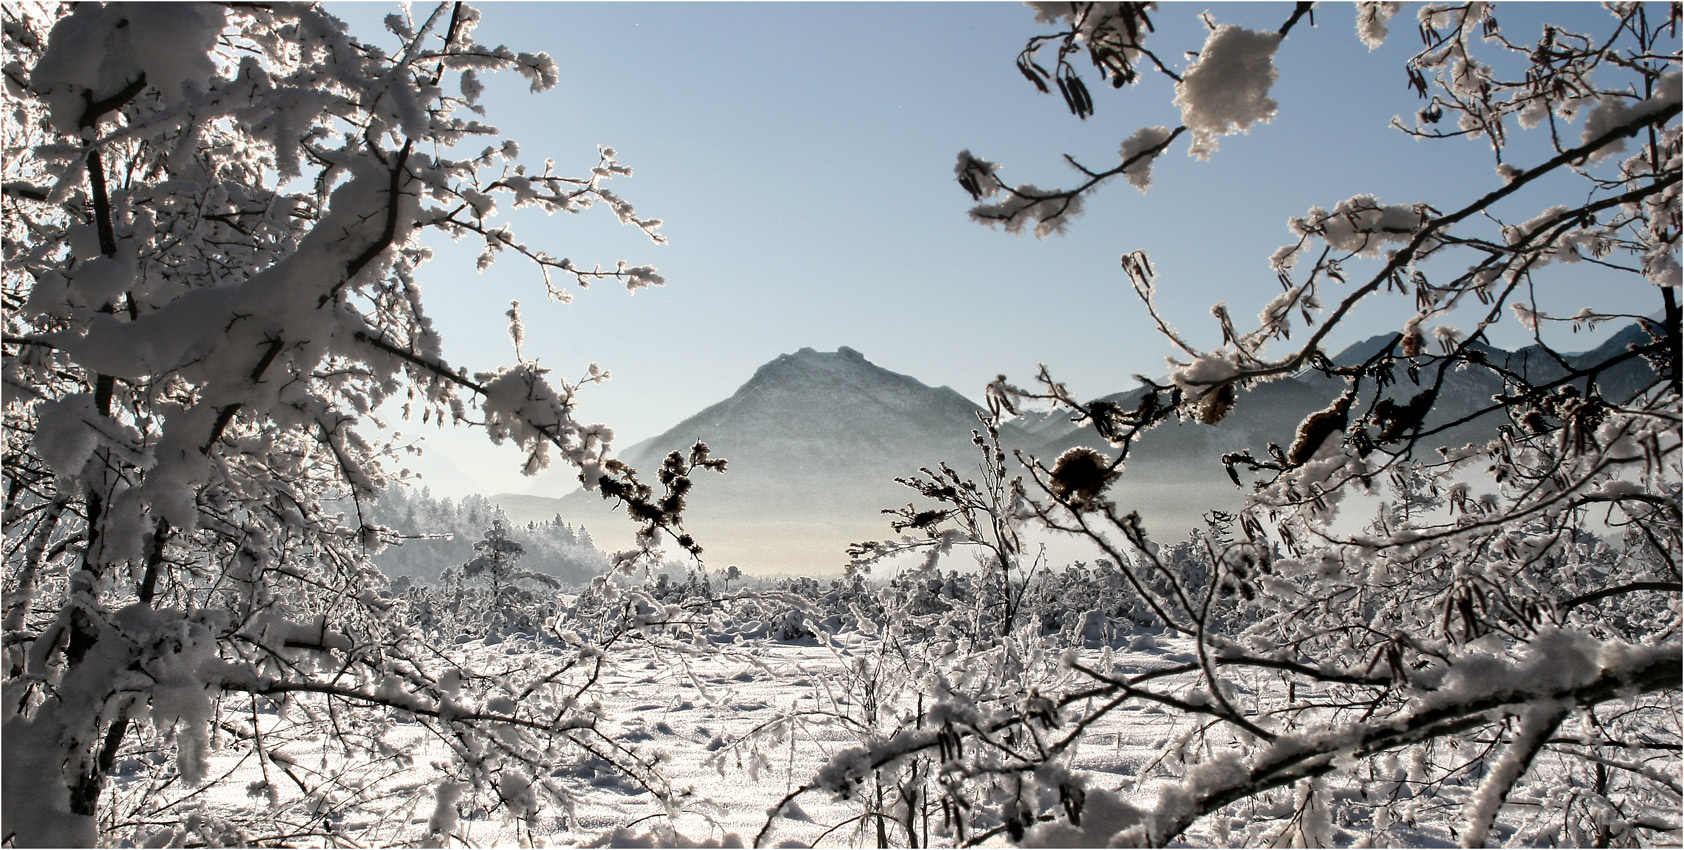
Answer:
[615,345,1026,484]
[1020,324,1661,540]
[1329,324,1657,399]
[494,328,1658,576]
[507,347,1031,574]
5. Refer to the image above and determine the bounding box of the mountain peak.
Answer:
[638,346,985,454]
[788,345,865,361]
[753,346,885,387]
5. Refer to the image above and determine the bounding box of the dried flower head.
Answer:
[1196,383,1237,425]
[1049,447,1118,510]
[1288,390,1355,465]
[1401,329,1425,358]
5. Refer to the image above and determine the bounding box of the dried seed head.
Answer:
[1401,330,1425,358]
[1288,390,1355,465]
[1050,447,1118,509]
[1196,383,1237,425]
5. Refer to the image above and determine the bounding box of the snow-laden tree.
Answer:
[767,3,1681,847]
[1,2,699,844]
[438,520,562,635]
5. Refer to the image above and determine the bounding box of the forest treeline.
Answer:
[367,486,608,585]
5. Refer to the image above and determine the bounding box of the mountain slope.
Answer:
[617,346,1017,488]
[536,347,1026,574]
[1021,325,1659,539]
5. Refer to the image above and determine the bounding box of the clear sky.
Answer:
[328,2,1651,497]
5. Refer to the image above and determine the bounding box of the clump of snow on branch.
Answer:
[1274,195,1433,272]
[421,780,466,848]
[1174,25,1282,159]
[475,364,609,481]
[1581,70,1682,163]
[1119,126,1173,191]
[1024,2,1085,26]
[29,3,227,134]
[955,149,1091,238]
[1354,2,1403,49]
[953,150,1003,201]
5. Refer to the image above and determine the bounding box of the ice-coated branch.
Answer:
[1459,703,1570,848]
[962,126,1185,236]
[1125,641,1679,847]
[1179,105,1679,394]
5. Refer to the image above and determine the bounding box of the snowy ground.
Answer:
[555,635,1202,848]
[100,630,1224,847]
[106,628,1567,848]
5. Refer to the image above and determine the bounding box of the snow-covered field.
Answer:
[99,623,1628,849]
[103,629,1224,848]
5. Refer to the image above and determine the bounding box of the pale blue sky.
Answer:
[330,2,1649,496]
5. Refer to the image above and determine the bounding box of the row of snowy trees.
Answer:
[367,485,607,584]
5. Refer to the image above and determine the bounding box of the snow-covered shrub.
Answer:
[745,424,1140,846]
[0,3,699,844]
[434,520,563,637]
[850,422,1042,642]
[744,586,1079,848]
[771,4,1681,847]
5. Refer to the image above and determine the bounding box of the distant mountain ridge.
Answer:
[491,330,1657,575]
[1023,324,1657,515]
